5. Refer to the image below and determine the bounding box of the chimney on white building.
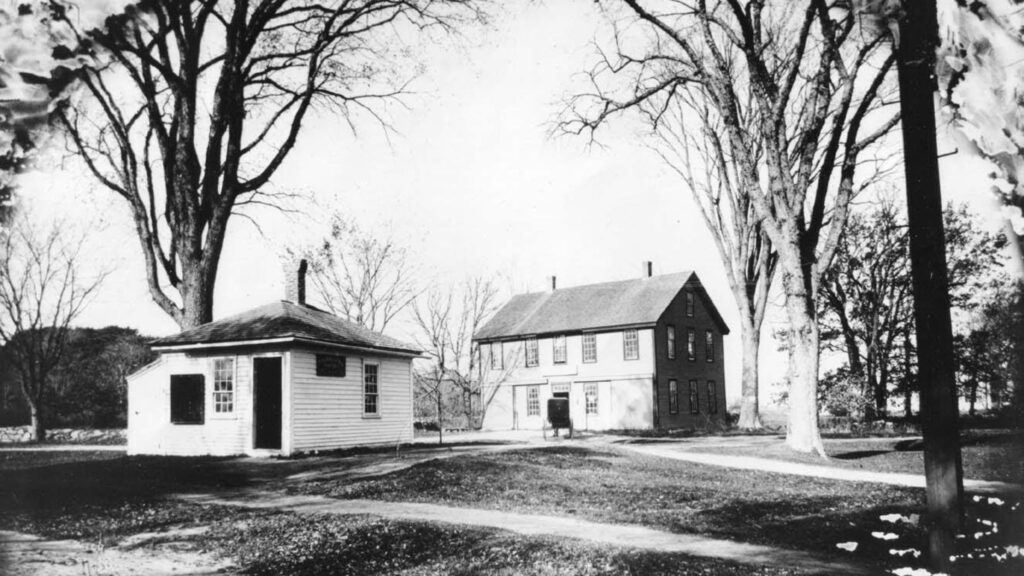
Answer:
[642,260,653,278]
[548,276,557,291]
[285,259,308,305]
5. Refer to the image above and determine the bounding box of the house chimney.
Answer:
[548,275,557,291]
[285,259,308,305]
[642,261,653,278]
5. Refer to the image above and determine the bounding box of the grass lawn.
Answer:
[676,430,1024,483]
[2,443,1021,575]
[294,444,1024,575]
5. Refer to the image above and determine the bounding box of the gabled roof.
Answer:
[151,301,419,355]
[474,271,729,341]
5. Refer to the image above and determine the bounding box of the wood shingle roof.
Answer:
[474,271,729,341]
[151,301,419,354]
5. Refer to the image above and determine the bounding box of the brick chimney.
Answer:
[642,261,653,278]
[548,276,557,291]
[285,259,308,305]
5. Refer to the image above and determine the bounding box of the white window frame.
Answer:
[582,333,597,363]
[553,335,567,364]
[363,362,380,417]
[585,382,599,414]
[525,337,539,367]
[623,329,639,360]
[490,342,504,370]
[212,357,235,416]
[526,385,540,416]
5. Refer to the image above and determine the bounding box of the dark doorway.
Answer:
[254,357,282,450]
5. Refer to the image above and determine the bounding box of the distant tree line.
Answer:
[0,326,153,428]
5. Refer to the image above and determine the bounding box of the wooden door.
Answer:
[254,357,282,449]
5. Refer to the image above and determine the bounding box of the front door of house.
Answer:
[254,357,282,449]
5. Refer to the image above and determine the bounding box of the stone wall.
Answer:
[0,426,126,444]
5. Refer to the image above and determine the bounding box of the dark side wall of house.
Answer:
[652,281,727,429]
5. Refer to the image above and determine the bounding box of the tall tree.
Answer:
[296,213,418,332]
[0,211,104,441]
[624,73,777,429]
[895,0,964,569]
[50,0,482,329]
[562,0,898,453]
[820,197,1004,420]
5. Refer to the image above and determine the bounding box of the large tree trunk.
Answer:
[178,260,216,330]
[896,2,965,570]
[28,401,44,443]
[737,318,763,430]
[781,266,826,455]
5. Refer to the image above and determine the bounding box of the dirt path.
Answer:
[182,490,872,575]
[613,441,1024,494]
[0,530,234,576]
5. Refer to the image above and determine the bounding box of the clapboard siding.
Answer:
[289,349,413,451]
[127,351,256,456]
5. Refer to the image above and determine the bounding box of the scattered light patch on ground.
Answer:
[0,530,235,576]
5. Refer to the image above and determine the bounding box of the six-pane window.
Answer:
[706,380,718,414]
[525,337,539,367]
[582,333,597,363]
[686,291,695,317]
[553,335,567,364]
[705,330,715,362]
[688,379,700,414]
[527,386,540,416]
[364,364,379,415]
[687,329,696,361]
[667,325,676,360]
[213,358,234,413]
[490,342,504,370]
[585,382,599,414]
[668,379,679,414]
[623,329,639,360]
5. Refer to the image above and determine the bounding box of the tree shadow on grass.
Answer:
[831,450,892,460]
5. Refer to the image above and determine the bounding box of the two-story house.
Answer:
[474,266,729,431]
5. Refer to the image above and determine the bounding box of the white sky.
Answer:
[18,1,1011,407]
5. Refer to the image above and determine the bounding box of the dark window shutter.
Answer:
[171,374,205,424]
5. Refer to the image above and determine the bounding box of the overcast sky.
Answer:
[20,1,1010,406]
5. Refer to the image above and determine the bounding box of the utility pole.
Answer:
[895,1,964,571]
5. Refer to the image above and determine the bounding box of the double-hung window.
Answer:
[688,379,700,414]
[705,330,715,362]
[525,337,539,367]
[687,329,696,361]
[623,329,639,360]
[364,364,379,415]
[667,325,676,360]
[582,333,597,363]
[213,358,234,414]
[668,379,679,415]
[685,291,695,317]
[585,382,599,414]
[553,335,567,364]
[526,386,540,416]
[706,380,718,414]
[490,342,504,370]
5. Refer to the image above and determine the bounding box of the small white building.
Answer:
[126,263,420,457]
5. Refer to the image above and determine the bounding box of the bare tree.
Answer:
[560,0,898,454]
[49,0,482,329]
[644,83,776,430]
[297,213,417,332]
[0,211,103,441]
[413,277,512,435]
